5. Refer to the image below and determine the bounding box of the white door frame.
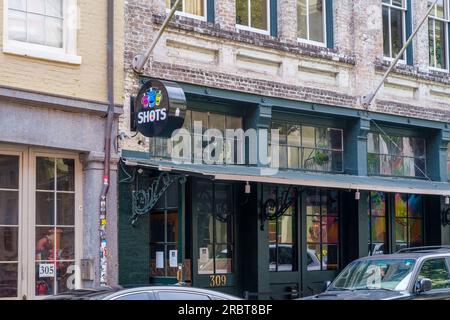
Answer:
[0,144,83,300]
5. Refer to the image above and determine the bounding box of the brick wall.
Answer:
[120,0,450,151]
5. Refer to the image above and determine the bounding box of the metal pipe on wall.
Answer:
[100,0,115,287]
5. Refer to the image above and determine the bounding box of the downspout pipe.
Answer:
[100,0,115,287]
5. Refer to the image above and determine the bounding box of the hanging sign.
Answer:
[134,79,187,138]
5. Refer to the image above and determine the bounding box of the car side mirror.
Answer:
[415,278,432,293]
[323,281,332,291]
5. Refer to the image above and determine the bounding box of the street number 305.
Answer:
[209,275,227,287]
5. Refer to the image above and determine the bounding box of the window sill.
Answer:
[297,38,327,48]
[3,42,82,65]
[165,9,207,22]
[236,24,270,36]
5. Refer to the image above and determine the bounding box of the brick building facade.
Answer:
[118,0,450,299]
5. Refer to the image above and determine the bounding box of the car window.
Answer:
[418,258,450,290]
[157,291,210,300]
[113,292,153,300]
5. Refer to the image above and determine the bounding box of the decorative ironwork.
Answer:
[442,207,450,227]
[131,172,186,226]
[260,186,300,230]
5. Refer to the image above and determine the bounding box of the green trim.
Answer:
[207,0,215,23]
[326,0,334,49]
[406,0,414,66]
[177,82,449,130]
[270,0,278,37]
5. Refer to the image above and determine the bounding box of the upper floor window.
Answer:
[166,0,207,20]
[269,122,344,173]
[3,0,80,64]
[367,132,426,178]
[297,0,326,46]
[382,0,407,61]
[428,0,449,71]
[149,110,244,165]
[236,0,270,34]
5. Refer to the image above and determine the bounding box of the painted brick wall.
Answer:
[0,0,124,104]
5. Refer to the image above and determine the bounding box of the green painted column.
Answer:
[441,130,450,245]
[344,117,370,176]
[247,104,272,167]
[118,168,151,286]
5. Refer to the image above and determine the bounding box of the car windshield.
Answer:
[329,258,416,292]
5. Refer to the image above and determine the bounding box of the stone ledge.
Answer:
[374,59,450,85]
[0,85,123,116]
[152,13,356,66]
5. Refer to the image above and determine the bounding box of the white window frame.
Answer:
[166,0,208,22]
[28,149,83,300]
[297,0,327,48]
[382,0,408,64]
[2,0,81,65]
[428,0,450,72]
[236,0,271,36]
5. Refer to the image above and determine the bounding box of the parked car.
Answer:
[45,285,242,300]
[301,246,450,300]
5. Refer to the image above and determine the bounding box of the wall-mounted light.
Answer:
[355,190,361,201]
[245,182,251,194]
[445,196,450,206]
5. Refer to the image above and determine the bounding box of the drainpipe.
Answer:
[100,0,115,287]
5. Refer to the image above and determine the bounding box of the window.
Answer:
[428,0,449,70]
[367,133,426,178]
[113,292,154,300]
[382,0,407,61]
[447,143,450,181]
[0,155,19,299]
[418,259,450,290]
[306,188,340,271]
[394,193,423,252]
[368,192,388,256]
[269,122,344,172]
[195,181,234,275]
[297,0,326,46]
[264,186,297,272]
[35,157,76,296]
[236,0,270,34]
[150,181,179,278]
[150,110,243,165]
[157,291,210,300]
[166,0,207,20]
[3,0,81,64]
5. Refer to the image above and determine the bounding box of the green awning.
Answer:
[122,157,450,196]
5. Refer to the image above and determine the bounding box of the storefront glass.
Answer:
[368,133,426,178]
[195,181,234,275]
[35,157,75,296]
[150,182,179,279]
[0,155,19,298]
[264,186,297,272]
[368,192,388,255]
[306,189,339,271]
[269,122,343,172]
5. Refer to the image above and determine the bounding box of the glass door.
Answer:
[0,153,21,299]
[33,156,77,297]
[150,181,181,284]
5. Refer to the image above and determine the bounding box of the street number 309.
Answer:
[210,275,227,287]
